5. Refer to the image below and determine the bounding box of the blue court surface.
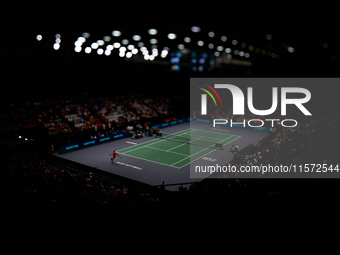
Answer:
[55,122,270,191]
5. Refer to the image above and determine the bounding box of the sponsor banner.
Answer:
[151,117,191,129]
[59,118,191,154]
[58,132,129,154]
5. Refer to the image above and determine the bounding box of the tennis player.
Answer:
[109,150,121,163]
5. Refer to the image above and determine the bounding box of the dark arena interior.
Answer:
[1,2,340,250]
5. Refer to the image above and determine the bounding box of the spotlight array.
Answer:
[37,24,301,72]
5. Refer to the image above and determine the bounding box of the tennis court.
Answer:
[117,128,240,168]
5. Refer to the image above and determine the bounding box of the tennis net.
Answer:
[154,131,224,149]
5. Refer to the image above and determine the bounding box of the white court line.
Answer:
[118,128,241,169]
[211,128,230,133]
[190,128,234,137]
[119,129,191,154]
[117,129,194,168]
[118,152,182,169]
[170,135,236,167]
[180,132,225,142]
[120,128,196,154]
[175,135,241,168]
[186,135,241,167]
[167,135,203,152]
[145,146,189,157]
[167,142,190,152]
[171,135,240,167]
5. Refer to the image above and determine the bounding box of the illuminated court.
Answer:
[118,128,240,168]
[55,122,270,190]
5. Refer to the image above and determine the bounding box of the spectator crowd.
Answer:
[1,94,176,151]
[1,91,338,229]
[2,154,158,208]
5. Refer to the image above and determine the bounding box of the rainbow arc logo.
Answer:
[197,82,222,115]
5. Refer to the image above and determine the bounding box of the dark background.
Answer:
[2,2,340,102]
[1,2,340,250]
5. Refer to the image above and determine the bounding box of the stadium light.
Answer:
[150,38,158,44]
[112,30,121,37]
[82,32,90,38]
[77,37,86,43]
[103,36,111,42]
[168,33,176,40]
[54,43,60,50]
[36,34,42,41]
[148,29,157,35]
[74,46,81,52]
[197,40,204,46]
[191,26,201,32]
[161,49,168,58]
[91,43,98,49]
[152,48,158,56]
[287,46,295,53]
[97,40,105,46]
[97,48,104,55]
[208,31,215,38]
[184,37,191,43]
[266,34,273,40]
[132,35,141,41]
[221,36,227,42]
[113,42,121,48]
[74,41,82,47]
[85,47,92,54]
